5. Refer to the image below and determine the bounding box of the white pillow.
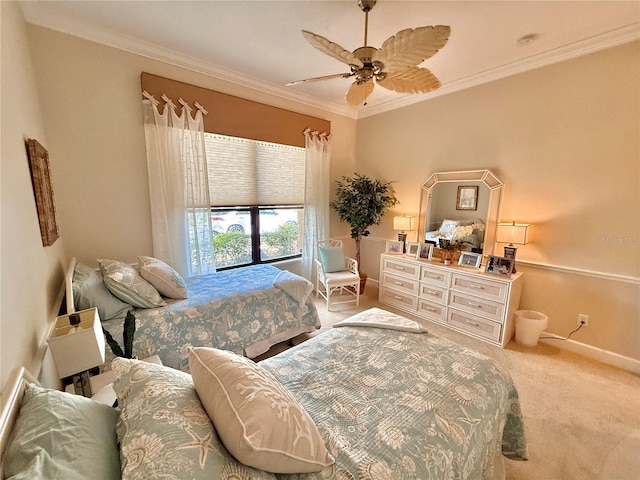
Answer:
[188,347,334,474]
[138,256,188,299]
[98,259,166,309]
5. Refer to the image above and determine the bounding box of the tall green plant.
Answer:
[330,173,399,270]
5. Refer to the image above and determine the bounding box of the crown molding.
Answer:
[358,23,640,118]
[21,4,638,121]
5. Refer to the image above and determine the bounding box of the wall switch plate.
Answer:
[578,314,589,327]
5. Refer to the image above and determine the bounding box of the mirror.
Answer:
[417,170,503,256]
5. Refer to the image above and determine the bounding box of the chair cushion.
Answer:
[318,244,346,273]
[324,270,360,286]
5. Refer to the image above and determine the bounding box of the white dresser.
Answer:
[378,253,523,347]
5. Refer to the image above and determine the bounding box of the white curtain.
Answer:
[142,93,216,277]
[301,128,331,281]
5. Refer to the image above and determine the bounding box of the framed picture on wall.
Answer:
[26,138,59,247]
[456,186,479,211]
[418,243,433,260]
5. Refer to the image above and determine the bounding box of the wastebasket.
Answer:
[515,310,548,346]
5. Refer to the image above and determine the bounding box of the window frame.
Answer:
[212,205,303,271]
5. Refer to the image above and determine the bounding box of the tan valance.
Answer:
[140,72,330,148]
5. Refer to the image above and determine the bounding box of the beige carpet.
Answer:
[257,287,640,480]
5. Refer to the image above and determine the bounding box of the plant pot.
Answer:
[359,273,368,294]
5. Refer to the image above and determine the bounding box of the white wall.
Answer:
[0,2,67,390]
[355,41,640,363]
[25,24,358,268]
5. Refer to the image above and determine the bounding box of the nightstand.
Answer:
[65,355,162,405]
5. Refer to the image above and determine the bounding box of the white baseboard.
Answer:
[540,333,640,374]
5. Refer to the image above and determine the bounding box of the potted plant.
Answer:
[330,173,399,291]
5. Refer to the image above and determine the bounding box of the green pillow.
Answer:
[318,245,347,273]
[3,384,120,480]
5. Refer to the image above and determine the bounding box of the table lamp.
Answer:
[496,221,530,273]
[48,307,105,397]
[393,215,415,252]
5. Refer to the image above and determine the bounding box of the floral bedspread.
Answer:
[258,321,528,480]
[102,265,320,371]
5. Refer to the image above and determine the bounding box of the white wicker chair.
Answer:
[315,239,360,311]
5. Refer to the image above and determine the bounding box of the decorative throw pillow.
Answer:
[438,219,460,236]
[73,262,131,321]
[318,244,346,273]
[98,259,166,309]
[188,347,334,474]
[3,384,120,480]
[111,357,225,480]
[138,256,188,299]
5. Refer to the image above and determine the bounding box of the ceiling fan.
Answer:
[287,0,450,106]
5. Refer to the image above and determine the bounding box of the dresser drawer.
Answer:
[417,298,446,323]
[379,286,418,311]
[447,309,502,343]
[420,265,450,288]
[449,292,505,322]
[450,273,508,303]
[382,256,421,280]
[418,283,447,305]
[381,272,419,296]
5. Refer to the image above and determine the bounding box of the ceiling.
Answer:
[20,1,640,119]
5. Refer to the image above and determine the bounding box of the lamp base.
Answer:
[503,245,518,273]
[72,370,93,397]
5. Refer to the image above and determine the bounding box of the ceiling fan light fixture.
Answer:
[289,0,450,106]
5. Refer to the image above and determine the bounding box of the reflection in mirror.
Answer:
[418,170,503,256]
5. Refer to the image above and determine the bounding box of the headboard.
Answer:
[0,368,38,460]
[65,257,77,314]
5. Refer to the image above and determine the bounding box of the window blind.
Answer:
[204,133,305,206]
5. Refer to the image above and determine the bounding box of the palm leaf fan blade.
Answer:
[301,30,364,68]
[378,67,441,94]
[346,80,375,105]
[373,25,450,72]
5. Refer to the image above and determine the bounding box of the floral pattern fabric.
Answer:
[256,325,528,480]
[102,265,320,371]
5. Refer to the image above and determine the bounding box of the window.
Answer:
[203,133,305,269]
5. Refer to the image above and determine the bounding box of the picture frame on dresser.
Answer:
[458,251,482,268]
[405,242,420,257]
[418,243,433,260]
[485,255,513,277]
[385,240,404,254]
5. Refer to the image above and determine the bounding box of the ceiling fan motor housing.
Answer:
[358,0,377,13]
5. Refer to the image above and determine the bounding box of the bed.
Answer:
[426,218,485,250]
[65,256,321,371]
[1,308,528,480]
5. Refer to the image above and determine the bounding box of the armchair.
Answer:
[315,239,360,311]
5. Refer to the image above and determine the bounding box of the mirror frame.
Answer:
[418,169,504,256]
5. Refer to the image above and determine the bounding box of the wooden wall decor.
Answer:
[26,139,59,246]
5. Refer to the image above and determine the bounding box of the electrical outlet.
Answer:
[578,314,589,327]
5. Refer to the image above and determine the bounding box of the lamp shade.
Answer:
[48,308,105,378]
[496,222,530,245]
[393,215,415,232]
